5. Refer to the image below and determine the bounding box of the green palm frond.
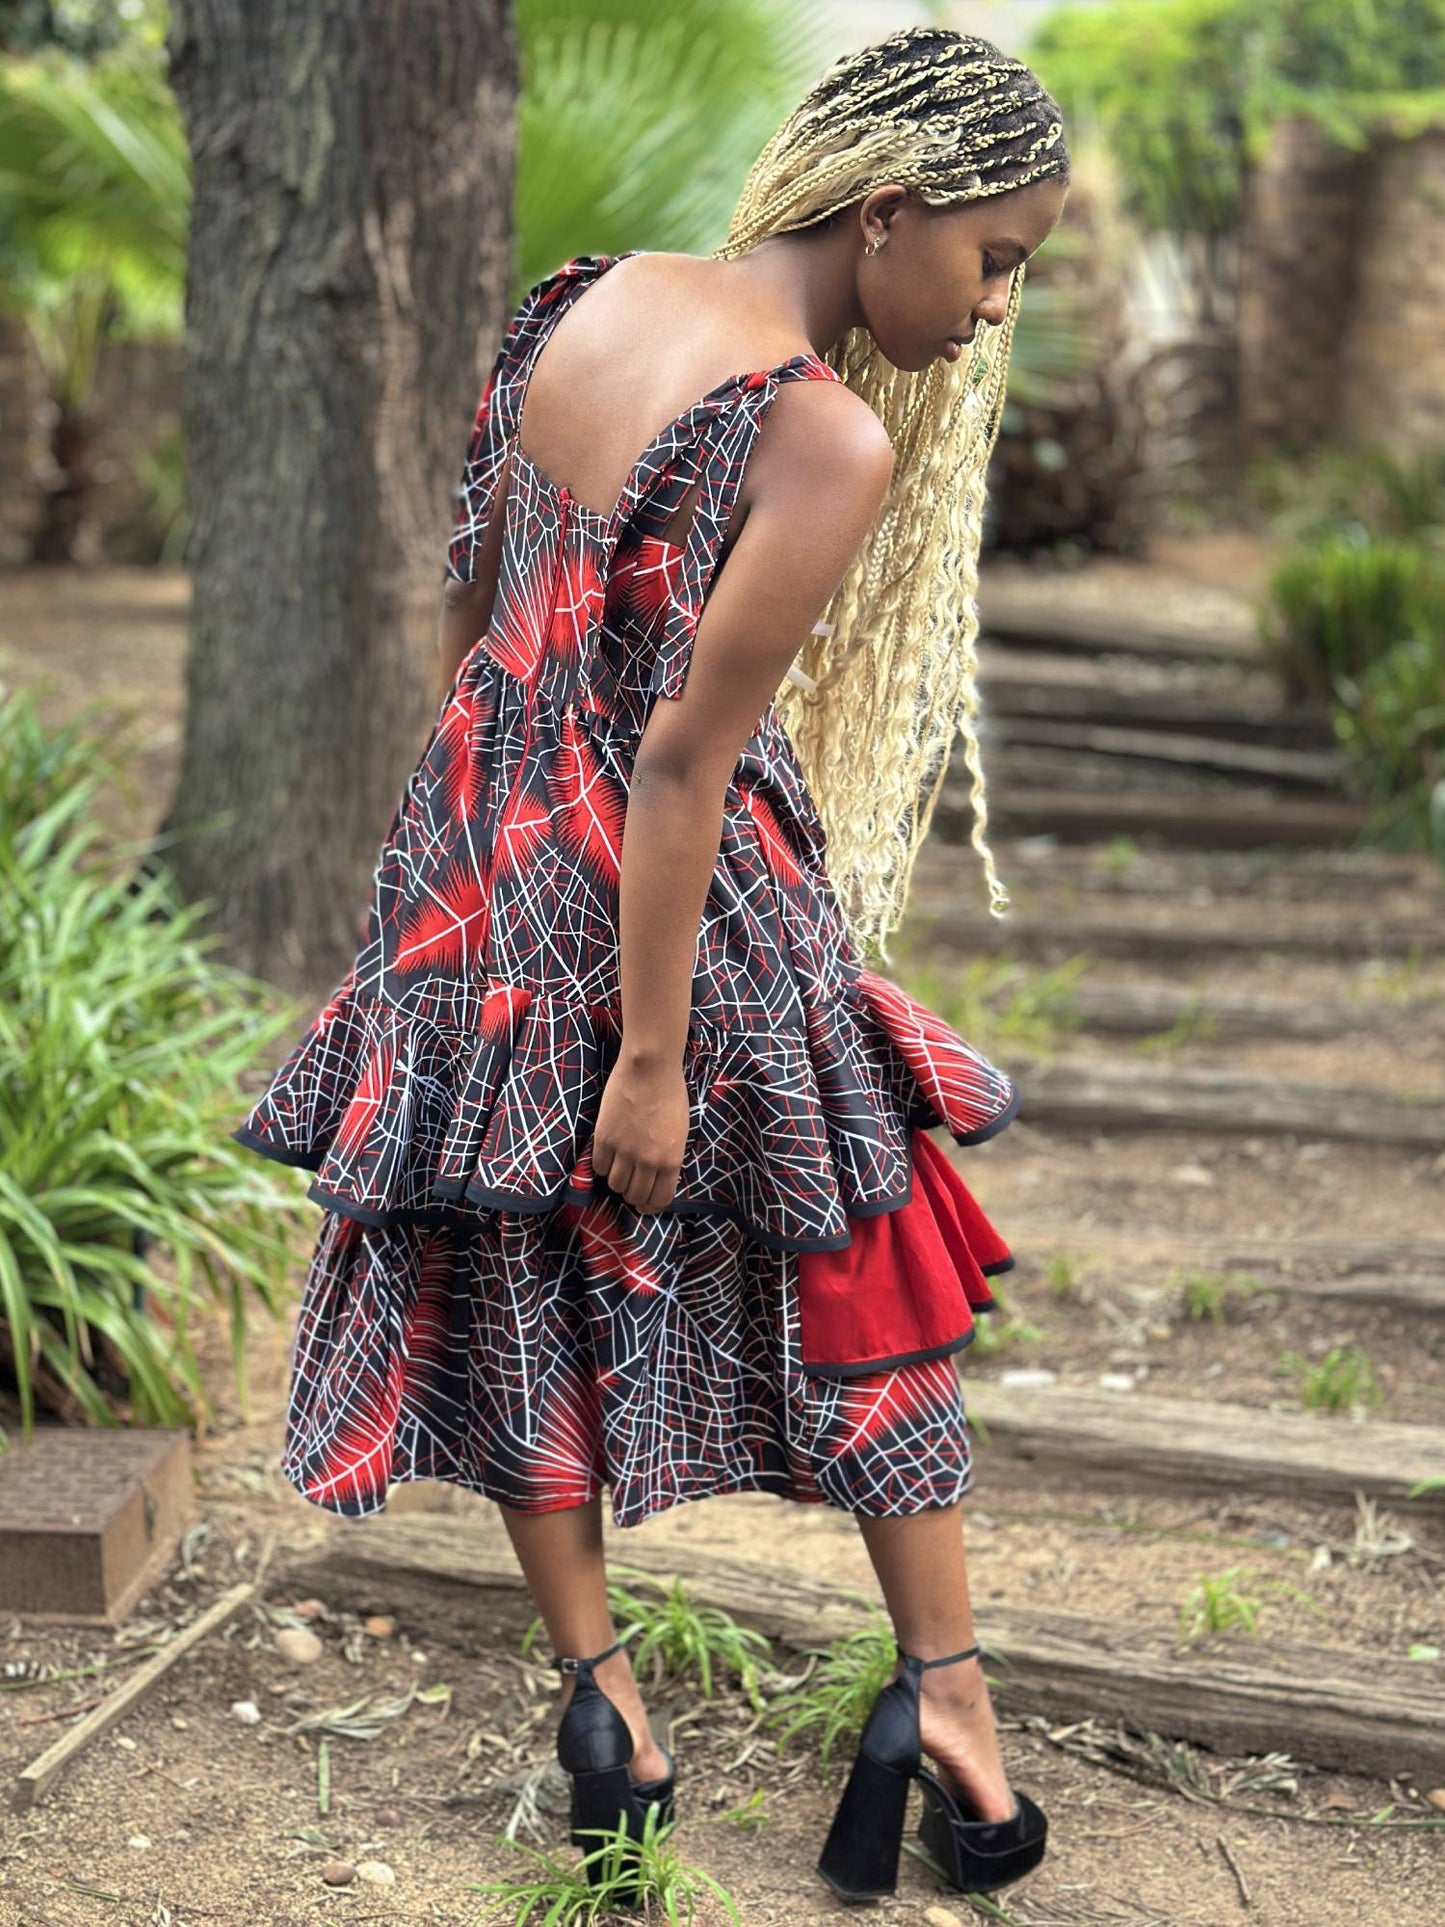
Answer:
[515,0,831,287]
[0,45,187,397]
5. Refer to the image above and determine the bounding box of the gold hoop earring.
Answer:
[865,234,884,257]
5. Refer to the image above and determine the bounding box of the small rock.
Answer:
[171,1716,188,1731]
[274,1627,324,1667]
[292,1599,327,1621]
[355,1861,396,1886]
[1147,1324,1173,1342]
[999,1368,1057,1389]
[1169,1162,1215,1187]
[320,1860,356,1887]
[230,1699,262,1725]
[127,1835,151,1851]
[1426,1788,1445,1812]
[409,1650,427,1665]
[363,1615,395,1639]
[373,1807,406,1828]
[114,1735,138,1751]
[1098,1372,1135,1392]
[1321,1789,1356,1811]
[925,1909,965,1927]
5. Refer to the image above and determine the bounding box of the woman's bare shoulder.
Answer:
[741,374,894,534]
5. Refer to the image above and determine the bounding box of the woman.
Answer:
[233,23,1068,1905]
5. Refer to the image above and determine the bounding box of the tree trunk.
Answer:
[162,0,517,990]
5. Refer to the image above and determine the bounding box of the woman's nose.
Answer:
[973,289,1010,328]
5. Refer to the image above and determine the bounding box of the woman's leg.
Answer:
[856,1502,1017,1822]
[497,1496,670,1782]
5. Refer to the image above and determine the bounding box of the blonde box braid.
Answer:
[713,27,1069,963]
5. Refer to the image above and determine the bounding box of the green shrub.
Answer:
[1333,635,1445,850]
[1260,528,1445,697]
[0,685,307,1433]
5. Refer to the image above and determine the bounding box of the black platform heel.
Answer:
[553,1638,676,1872]
[815,1640,1047,1904]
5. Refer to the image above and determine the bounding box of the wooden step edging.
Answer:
[1000,1055,1445,1149]
[963,1384,1445,1515]
[1060,983,1405,1042]
[911,898,1445,962]
[978,602,1263,666]
[939,787,1368,847]
[292,1519,1445,1782]
[1003,1223,1445,1316]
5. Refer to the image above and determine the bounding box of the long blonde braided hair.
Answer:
[714,26,1069,964]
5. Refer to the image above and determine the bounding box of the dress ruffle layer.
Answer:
[795,1128,1013,1376]
[233,960,1020,1254]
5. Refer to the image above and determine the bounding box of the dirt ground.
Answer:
[2,559,1443,1926]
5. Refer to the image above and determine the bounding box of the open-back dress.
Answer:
[232,251,1023,1528]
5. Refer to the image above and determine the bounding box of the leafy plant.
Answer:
[893,944,1092,1067]
[1179,1561,1323,1642]
[763,1614,897,1779]
[1168,1266,1268,1324]
[1261,527,1445,696]
[521,1571,774,1713]
[1179,1564,1265,1640]
[968,1280,1043,1359]
[0,36,188,556]
[1279,1342,1384,1414]
[1332,635,1445,853]
[1102,835,1142,880]
[1033,0,1445,247]
[0,684,307,1432]
[469,1803,740,1925]
[717,1788,770,1832]
[1044,1252,1080,1300]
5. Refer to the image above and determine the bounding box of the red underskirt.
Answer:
[795,1128,1012,1377]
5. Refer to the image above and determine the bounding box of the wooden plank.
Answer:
[909,899,1445,962]
[978,662,1331,748]
[1009,1220,1445,1276]
[997,1055,1445,1148]
[294,1520,1445,1780]
[1004,1222,1445,1315]
[1025,983,1398,1042]
[976,844,1430,903]
[992,718,1346,788]
[936,787,1368,848]
[978,600,1263,665]
[11,1582,254,1812]
[963,1385,1445,1513]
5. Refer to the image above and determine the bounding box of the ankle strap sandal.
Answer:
[551,1637,626,1679]
[551,1633,675,1886]
[816,1634,1047,1904]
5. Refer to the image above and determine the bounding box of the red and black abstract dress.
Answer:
[232,252,1023,1526]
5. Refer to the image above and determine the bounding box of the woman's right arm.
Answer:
[589,382,895,1213]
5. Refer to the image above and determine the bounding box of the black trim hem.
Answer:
[233,1117,1019,1264]
[942,1080,1022,1145]
[801,1320,982,1379]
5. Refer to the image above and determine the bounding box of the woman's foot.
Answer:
[912,1650,1018,1825]
[556,1643,670,1784]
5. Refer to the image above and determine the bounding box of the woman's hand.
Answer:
[591,1053,691,1212]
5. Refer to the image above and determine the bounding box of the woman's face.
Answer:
[856,176,1069,372]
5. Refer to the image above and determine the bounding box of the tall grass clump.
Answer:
[0,684,309,1433]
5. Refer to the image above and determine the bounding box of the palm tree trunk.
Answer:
[162,0,517,989]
